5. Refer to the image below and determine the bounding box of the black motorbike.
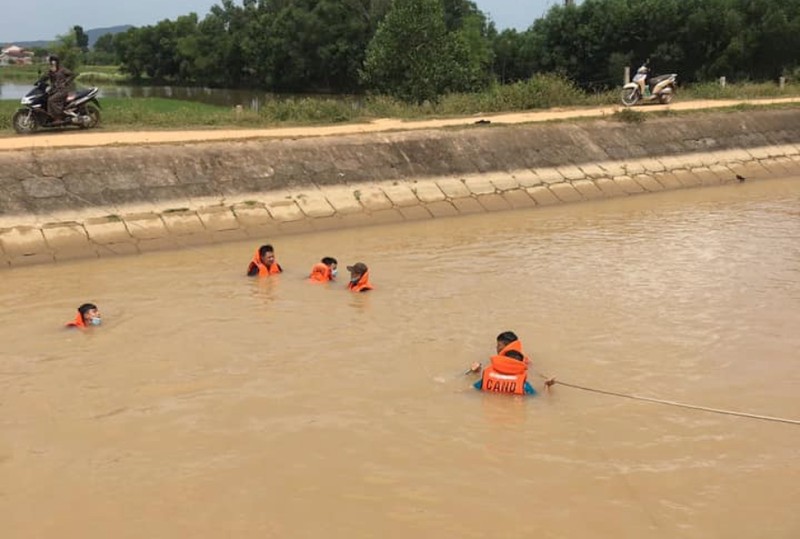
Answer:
[12,80,101,134]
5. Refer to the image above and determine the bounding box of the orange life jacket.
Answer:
[248,249,282,276]
[65,312,86,328]
[309,262,333,282]
[480,340,530,395]
[348,271,373,292]
[498,340,531,365]
[481,354,528,395]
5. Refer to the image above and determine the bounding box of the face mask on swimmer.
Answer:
[331,268,338,277]
[89,317,102,326]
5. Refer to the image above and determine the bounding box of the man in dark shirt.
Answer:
[41,55,74,122]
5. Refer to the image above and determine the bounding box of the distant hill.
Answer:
[5,25,133,49]
[86,25,133,47]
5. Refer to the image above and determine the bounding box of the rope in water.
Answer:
[550,380,800,426]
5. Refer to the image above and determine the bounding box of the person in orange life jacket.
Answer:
[247,244,283,276]
[309,257,338,282]
[66,303,102,328]
[469,331,554,394]
[479,349,533,394]
[347,262,373,292]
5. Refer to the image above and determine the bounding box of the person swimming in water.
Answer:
[65,303,102,328]
[309,257,338,282]
[468,331,554,394]
[346,262,373,292]
[247,244,283,276]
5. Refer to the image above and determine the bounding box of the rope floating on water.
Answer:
[551,380,800,426]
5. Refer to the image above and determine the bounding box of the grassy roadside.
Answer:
[1,73,798,133]
[0,64,124,82]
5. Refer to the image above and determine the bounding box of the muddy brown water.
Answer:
[1,178,799,538]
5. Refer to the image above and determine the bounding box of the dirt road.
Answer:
[1,97,799,151]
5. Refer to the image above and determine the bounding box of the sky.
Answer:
[0,0,559,44]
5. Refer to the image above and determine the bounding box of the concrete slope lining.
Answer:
[0,109,799,268]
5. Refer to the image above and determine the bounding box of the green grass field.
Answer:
[0,64,121,81]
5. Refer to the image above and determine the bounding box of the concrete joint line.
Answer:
[1,135,798,269]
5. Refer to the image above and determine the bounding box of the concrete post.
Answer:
[719,76,726,88]
[624,66,630,85]
[235,105,244,118]
[779,76,786,89]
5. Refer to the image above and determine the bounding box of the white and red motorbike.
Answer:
[621,63,677,106]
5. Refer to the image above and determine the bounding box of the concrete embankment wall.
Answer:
[1,109,799,268]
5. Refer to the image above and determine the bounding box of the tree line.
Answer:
[88,0,798,102]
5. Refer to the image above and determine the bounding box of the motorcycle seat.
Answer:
[66,89,93,102]
[649,74,672,86]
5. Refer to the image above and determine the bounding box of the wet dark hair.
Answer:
[496,331,519,346]
[505,350,525,361]
[321,257,337,266]
[78,303,97,316]
[258,244,274,258]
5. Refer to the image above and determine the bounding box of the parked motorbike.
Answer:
[621,64,677,106]
[12,79,101,134]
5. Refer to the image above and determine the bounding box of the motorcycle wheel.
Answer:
[80,104,101,129]
[12,110,38,134]
[620,87,639,107]
[659,91,674,105]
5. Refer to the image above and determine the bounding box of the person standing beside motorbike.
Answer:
[40,55,75,123]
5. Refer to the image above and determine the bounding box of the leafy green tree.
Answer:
[93,33,116,54]
[113,29,142,78]
[87,32,118,65]
[442,0,482,30]
[115,25,164,79]
[522,0,799,87]
[52,29,83,70]
[367,0,393,27]
[109,0,800,90]
[491,29,537,83]
[312,0,375,91]
[115,15,200,81]
[261,0,373,91]
[453,10,495,89]
[73,25,90,53]
[180,0,261,87]
[361,0,487,103]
